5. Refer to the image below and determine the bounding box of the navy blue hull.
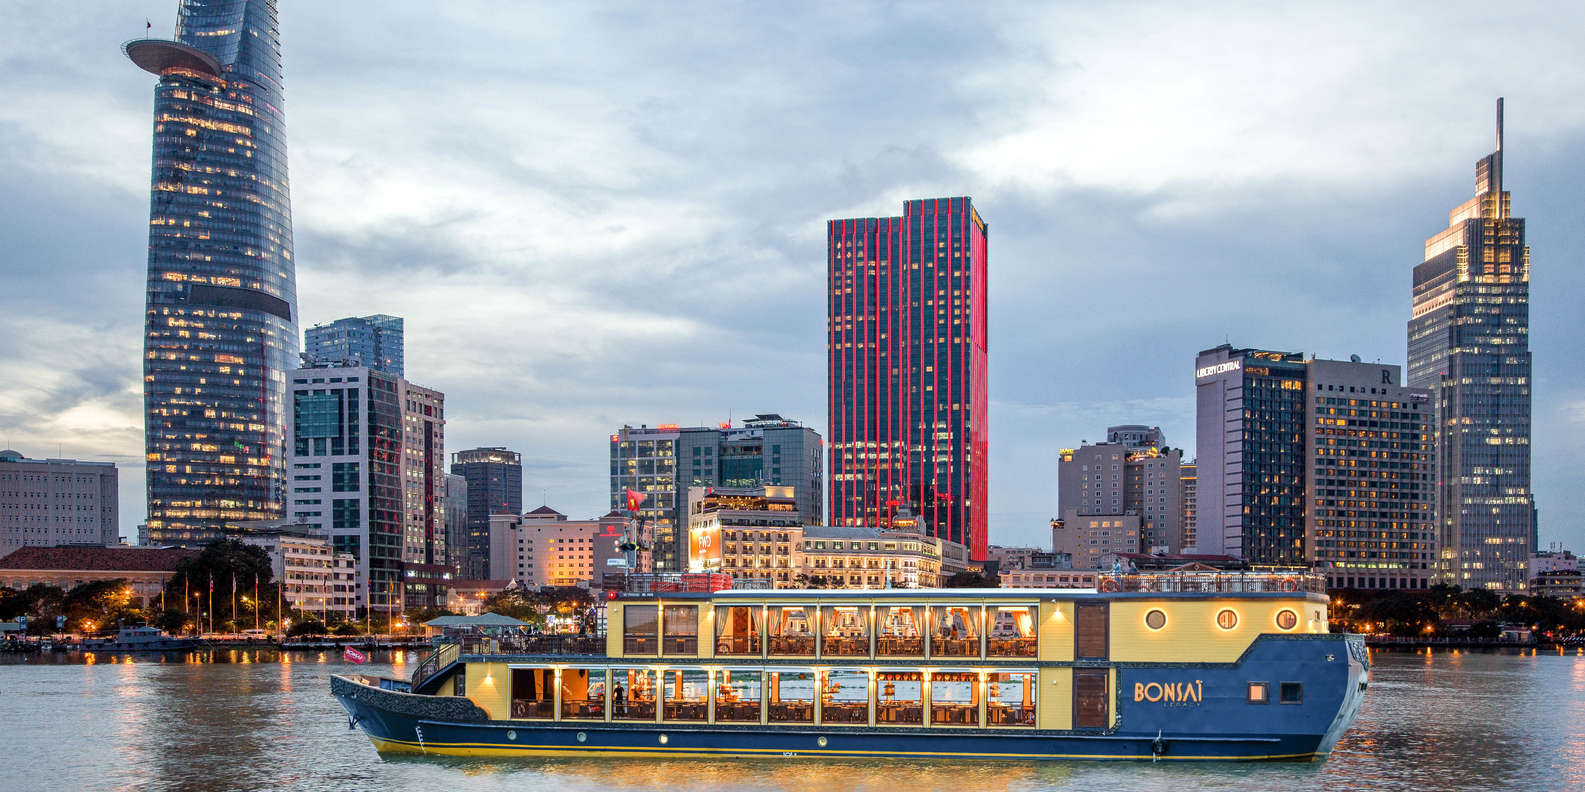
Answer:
[332,634,1368,762]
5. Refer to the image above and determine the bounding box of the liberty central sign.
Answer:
[1195,359,1242,380]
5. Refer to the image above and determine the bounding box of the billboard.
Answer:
[688,525,722,572]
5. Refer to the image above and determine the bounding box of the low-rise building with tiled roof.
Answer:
[0,545,198,607]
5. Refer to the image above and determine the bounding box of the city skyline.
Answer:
[3,5,1585,554]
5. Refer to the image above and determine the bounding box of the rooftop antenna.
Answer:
[1494,97,1505,220]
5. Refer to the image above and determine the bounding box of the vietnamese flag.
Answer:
[625,489,647,513]
[344,646,368,664]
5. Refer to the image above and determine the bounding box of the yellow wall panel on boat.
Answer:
[700,605,716,659]
[436,677,453,697]
[607,603,624,658]
[1035,666,1071,731]
[1107,596,1327,663]
[465,661,512,720]
[1036,600,1074,662]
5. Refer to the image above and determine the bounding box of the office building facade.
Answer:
[1408,100,1534,591]
[285,364,447,612]
[1194,346,1309,564]
[610,417,822,572]
[304,314,404,376]
[1057,427,1183,554]
[0,451,119,557]
[828,197,989,560]
[127,0,298,546]
[1180,461,1197,552]
[444,473,467,571]
[451,448,523,580]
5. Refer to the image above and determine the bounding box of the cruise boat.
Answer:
[81,625,200,653]
[331,572,1368,761]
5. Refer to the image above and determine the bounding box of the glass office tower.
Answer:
[827,198,990,561]
[305,314,405,376]
[1408,99,1534,591]
[126,0,297,545]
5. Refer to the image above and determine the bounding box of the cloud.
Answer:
[1,2,1583,554]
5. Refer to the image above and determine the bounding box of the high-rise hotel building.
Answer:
[127,0,298,546]
[1196,346,1435,589]
[1408,100,1534,591]
[827,198,989,560]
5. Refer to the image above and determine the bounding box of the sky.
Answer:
[1,2,1583,553]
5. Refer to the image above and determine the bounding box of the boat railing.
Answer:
[410,641,460,689]
[1101,570,1326,595]
[425,633,608,661]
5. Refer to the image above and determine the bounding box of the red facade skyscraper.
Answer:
[828,197,989,560]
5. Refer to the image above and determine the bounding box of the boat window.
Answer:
[453,666,466,697]
[1275,609,1298,631]
[931,605,981,658]
[509,668,555,719]
[821,605,870,657]
[987,606,1037,657]
[623,605,658,655]
[1216,609,1239,631]
[715,669,762,722]
[986,672,1035,727]
[1280,682,1303,704]
[663,668,710,722]
[611,668,657,721]
[820,668,869,724]
[768,606,816,656]
[876,671,924,725]
[560,668,606,720]
[876,606,925,657]
[1247,682,1268,704]
[663,605,699,654]
[767,669,815,723]
[930,671,980,726]
[1144,609,1167,631]
[714,605,762,656]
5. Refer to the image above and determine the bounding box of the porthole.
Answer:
[1144,609,1167,630]
[576,731,587,743]
[658,734,669,745]
[1216,609,1239,630]
[506,730,517,741]
[1275,609,1298,630]
[817,736,828,747]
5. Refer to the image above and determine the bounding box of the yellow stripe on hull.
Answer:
[365,735,1322,762]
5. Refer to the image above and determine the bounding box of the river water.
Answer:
[2,647,1581,791]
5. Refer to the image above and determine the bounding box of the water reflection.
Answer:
[1,650,1581,792]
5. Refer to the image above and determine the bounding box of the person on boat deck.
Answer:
[1127,559,1138,574]
[613,682,626,715]
[1111,559,1124,577]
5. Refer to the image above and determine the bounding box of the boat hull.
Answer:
[332,635,1367,762]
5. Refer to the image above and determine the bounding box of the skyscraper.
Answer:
[451,448,523,580]
[1409,99,1534,591]
[126,0,297,546]
[827,197,989,560]
[305,314,405,376]
[1194,346,1309,564]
